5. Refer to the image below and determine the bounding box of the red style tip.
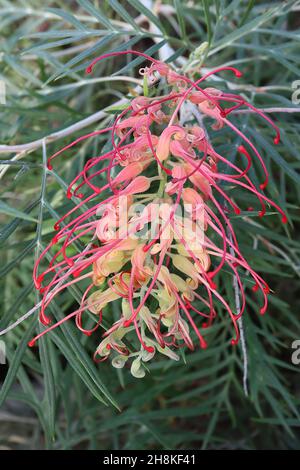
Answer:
[235,71,243,78]
[252,284,259,292]
[66,258,74,267]
[247,207,254,212]
[202,322,208,329]
[40,317,52,326]
[123,319,132,328]
[259,181,268,190]
[274,136,280,145]
[28,339,36,348]
[234,206,241,215]
[201,340,208,349]
[37,274,44,287]
[260,306,267,315]
[54,222,60,231]
[86,66,93,74]
[66,190,72,199]
[231,338,239,346]
[259,209,266,218]
[282,214,288,224]
[47,161,53,170]
[51,235,59,245]
[145,346,155,353]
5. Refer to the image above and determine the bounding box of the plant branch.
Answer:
[1,103,299,156]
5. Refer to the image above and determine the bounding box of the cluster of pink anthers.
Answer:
[30,50,286,377]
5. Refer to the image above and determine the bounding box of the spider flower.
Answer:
[30,50,287,377]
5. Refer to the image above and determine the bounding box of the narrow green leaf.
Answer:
[77,0,115,31]
[209,2,288,56]
[0,239,36,277]
[127,0,166,35]
[0,282,33,331]
[239,0,255,26]
[174,0,187,41]
[114,39,167,76]
[46,8,87,31]
[0,316,37,407]
[45,34,116,84]
[39,331,57,441]
[0,200,38,223]
[202,0,212,45]
[108,0,141,32]
[49,301,120,410]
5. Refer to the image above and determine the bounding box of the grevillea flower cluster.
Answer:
[30,50,287,378]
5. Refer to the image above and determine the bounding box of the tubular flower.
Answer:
[30,50,287,378]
